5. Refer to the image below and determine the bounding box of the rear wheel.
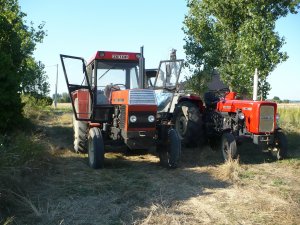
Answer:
[159,129,181,168]
[221,132,237,161]
[272,130,288,160]
[173,101,204,147]
[88,127,105,169]
[73,98,87,153]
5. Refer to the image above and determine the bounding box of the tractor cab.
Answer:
[152,57,184,113]
[61,50,143,123]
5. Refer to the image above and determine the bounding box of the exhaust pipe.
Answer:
[253,68,258,101]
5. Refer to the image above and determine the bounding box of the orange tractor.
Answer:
[203,89,288,160]
[60,48,181,169]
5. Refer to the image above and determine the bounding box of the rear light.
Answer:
[136,53,141,59]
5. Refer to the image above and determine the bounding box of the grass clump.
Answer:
[278,107,300,130]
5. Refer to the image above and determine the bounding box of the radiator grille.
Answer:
[129,90,156,105]
[119,105,126,129]
[259,105,275,132]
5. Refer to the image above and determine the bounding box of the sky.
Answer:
[19,0,300,100]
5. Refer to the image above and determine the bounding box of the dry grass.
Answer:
[1,108,300,225]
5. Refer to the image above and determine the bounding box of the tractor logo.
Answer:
[112,55,129,60]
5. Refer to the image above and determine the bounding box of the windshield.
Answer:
[154,60,183,90]
[96,61,139,90]
[95,61,139,105]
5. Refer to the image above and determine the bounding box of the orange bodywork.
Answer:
[111,90,157,131]
[72,89,90,119]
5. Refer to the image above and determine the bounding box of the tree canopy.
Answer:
[183,0,300,98]
[0,0,47,132]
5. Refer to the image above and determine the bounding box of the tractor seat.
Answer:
[104,84,121,101]
[204,92,219,109]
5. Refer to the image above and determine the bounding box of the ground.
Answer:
[1,107,300,225]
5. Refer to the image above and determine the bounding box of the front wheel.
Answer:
[221,132,237,161]
[88,127,105,169]
[158,129,181,168]
[271,130,288,160]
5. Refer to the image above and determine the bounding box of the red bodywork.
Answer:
[178,94,205,112]
[217,92,277,135]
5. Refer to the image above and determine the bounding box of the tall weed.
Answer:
[278,107,300,130]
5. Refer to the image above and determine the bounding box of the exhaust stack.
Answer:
[253,68,258,101]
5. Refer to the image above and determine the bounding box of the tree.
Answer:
[183,0,300,98]
[20,58,50,96]
[0,0,46,132]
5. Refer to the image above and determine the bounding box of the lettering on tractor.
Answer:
[146,49,287,161]
[60,47,181,169]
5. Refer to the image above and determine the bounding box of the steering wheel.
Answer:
[213,88,230,98]
[111,84,126,90]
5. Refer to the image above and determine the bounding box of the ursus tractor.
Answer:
[204,88,288,160]
[60,48,181,169]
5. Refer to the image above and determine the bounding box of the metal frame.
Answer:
[60,54,93,121]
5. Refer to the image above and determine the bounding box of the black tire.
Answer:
[73,98,87,153]
[221,132,237,161]
[173,101,204,147]
[88,127,105,169]
[159,129,181,168]
[272,130,288,160]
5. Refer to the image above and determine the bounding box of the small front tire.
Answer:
[158,129,181,168]
[221,132,237,161]
[88,127,105,169]
[272,130,288,160]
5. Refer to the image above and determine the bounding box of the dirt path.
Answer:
[16,112,300,225]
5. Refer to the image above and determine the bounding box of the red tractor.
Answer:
[60,48,181,169]
[203,89,288,160]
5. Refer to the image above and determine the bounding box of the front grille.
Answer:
[128,111,156,128]
[129,90,156,105]
[259,105,275,132]
[119,105,126,129]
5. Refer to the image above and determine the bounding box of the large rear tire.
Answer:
[159,129,181,168]
[173,101,204,147]
[272,130,288,160]
[73,98,87,153]
[88,127,105,169]
[221,132,237,161]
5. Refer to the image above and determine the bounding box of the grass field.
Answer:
[0,105,299,224]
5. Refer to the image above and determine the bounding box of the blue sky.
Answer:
[19,0,300,100]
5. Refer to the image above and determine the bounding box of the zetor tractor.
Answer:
[203,89,288,160]
[60,49,181,169]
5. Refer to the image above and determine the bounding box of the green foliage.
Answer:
[21,94,53,120]
[53,92,71,103]
[183,0,300,97]
[278,107,300,130]
[0,0,47,133]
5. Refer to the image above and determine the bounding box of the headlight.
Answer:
[129,115,137,123]
[238,112,245,120]
[148,115,155,123]
[136,53,141,59]
[276,113,280,122]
